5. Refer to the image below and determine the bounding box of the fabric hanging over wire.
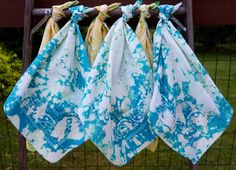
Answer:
[78,0,158,166]
[3,5,93,163]
[85,2,121,66]
[135,2,159,152]
[26,0,79,152]
[148,2,233,164]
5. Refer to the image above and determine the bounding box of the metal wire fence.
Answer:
[0,26,235,170]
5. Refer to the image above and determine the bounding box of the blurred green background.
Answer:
[0,26,236,170]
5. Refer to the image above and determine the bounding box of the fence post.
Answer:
[182,0,198,170]
[184,0,194,51]
[19,0,34,169]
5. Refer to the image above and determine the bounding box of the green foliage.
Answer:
[0,46,22,99]
[194,26,236,51]
[0,28,23,58]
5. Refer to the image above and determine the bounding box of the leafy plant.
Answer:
[0,46,22,99]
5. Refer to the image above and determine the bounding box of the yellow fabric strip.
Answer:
[85,3,121,66]
[26,0,79,152]
[38,1,79,52]
[135,2,159,152]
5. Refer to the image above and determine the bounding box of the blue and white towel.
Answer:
[78,0,157,166]
[148,2,233,164]
[3,5,92,163]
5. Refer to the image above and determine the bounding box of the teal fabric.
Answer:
[78,0,157,166]
[3,5,91,163]
[148,2,233,164]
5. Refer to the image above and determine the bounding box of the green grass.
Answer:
[0,49,236,170]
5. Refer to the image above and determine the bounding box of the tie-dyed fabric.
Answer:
[148,2,233,164]
[78,0,157,166]
[3,5,92,163]
[135,2,159,152]
[27,0,79,152]
[85,3,120,66]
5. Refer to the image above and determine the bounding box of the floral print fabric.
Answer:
[148,2,233,164]
[3,5,92,163]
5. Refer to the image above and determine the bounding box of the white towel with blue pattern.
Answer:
[78,0,157,166]
[3,5,92,163]
[148,2,233,164]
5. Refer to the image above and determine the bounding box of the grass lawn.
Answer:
[0,45,236,170]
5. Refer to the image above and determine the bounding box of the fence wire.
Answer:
[0,26,235,170]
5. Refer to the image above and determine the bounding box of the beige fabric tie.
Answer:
[26,1,79,152]
[136,3,158,69]
[85,3,121,66]
[38,1,79,52]
[136,2,159,152]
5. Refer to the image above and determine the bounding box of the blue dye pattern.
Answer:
[78,0,158,166]
[3,5,92,163]
[148,2,233,164]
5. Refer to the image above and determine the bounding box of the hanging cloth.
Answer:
[136,2,158,69]
[135,2,159,152]
[27,0,79,152]
[78,0,157,166]
[148,2,233,164]
[38,1,79,52]
[3,5,93,163]
[85,3,121,66]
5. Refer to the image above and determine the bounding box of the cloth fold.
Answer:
[4,5,92,163]
[85,3,120,66]
[136,2,159,152]
[148,2,233,164]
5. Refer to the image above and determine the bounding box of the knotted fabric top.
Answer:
[158,2,182,21]
[51,1,79,22]
[139,2,158,19]
[121,0,142,22]
[38,1,79,53]
[85,3,120,65]
[95,3,120,22]
[70,5,94,22]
